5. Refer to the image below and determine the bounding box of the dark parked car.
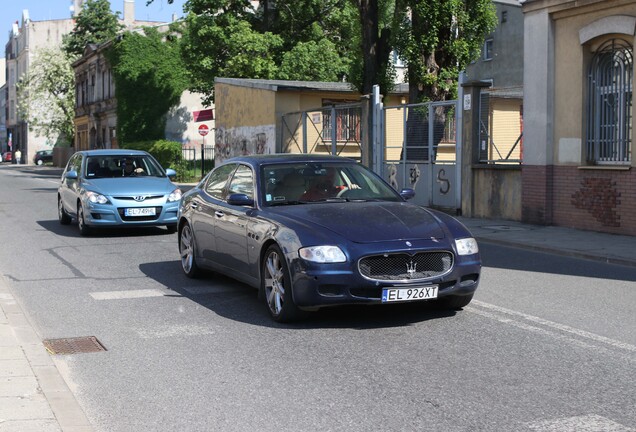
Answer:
[33,149,53,165]
[58,149,181,236]
[177,154,481,322]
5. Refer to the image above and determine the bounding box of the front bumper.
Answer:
[82,199,179,228]
[289,255,481,310]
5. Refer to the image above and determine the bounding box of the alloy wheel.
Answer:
[264,249,285,316]
[179,224,199,277]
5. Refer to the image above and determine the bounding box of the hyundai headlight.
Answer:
[168,188,182,202]
[85,191,109,205]
[455,238,479,256]
[299,246,346,263]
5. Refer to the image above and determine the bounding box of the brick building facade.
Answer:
[522,0,636,236]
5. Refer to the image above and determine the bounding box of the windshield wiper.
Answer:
[268,200,307,206]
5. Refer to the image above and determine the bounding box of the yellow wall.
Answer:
[552,4,636,165]
[214,83,277,162]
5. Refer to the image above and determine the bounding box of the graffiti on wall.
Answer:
[214,126,275,164]
[571,177,621,227]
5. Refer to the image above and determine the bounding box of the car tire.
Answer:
[58,196,71,225]
[435,293,474,310]
[179,223,200,278]
[77,203,92,236]
[261,244,303,322]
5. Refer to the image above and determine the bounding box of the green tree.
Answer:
[107,28,189,143]
[279,39,347,81]
[153,0,496,104]
[16,47,75,145]
[63,0,123,58]
[394,0,497,102]
[178,6,283,105]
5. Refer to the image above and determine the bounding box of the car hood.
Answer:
[83,177,176,196]
[270,201,446,243]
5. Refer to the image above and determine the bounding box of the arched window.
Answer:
[586,38,633,164]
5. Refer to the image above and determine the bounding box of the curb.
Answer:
[0,276,93,432]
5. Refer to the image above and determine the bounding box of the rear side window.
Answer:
[227,165,254,199]
[204,164,237,199]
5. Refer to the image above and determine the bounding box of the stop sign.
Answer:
[198,124,209,136]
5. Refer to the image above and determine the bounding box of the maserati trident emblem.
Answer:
[133,195,147,202]
[406,261,417,278]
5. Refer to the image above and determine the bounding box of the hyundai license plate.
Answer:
[382,285,438,303]
[125,207,156,217]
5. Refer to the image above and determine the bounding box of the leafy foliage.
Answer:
[394,0,497,102]
[63,0,123,58]
[151,0,496,104]
[107,28,188,144]
[278,39,348,81]
[16,48,75,145]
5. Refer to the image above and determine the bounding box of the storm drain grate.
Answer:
[43,336,107,355]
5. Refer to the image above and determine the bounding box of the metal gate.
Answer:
[379,100,461,210]
[281,103,363,160]
[279,88,461,212]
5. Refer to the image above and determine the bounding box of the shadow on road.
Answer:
[37,219,175,238]
[480,242,636,282]
[139,260,458,330]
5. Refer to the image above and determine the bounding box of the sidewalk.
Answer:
[0,276,93,432]
[457,216,636,268]
[1,164,635,431]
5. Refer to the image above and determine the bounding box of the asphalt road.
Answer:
[1,166,635,432]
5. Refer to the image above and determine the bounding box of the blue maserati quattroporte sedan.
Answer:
[177,154,481,322]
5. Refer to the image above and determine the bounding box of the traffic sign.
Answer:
[198,124,209,136]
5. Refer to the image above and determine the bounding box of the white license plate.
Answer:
[382,286,438,303]
[125,207,156,217]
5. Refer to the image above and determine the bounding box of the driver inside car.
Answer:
[300,167,344,201]
[122,158,145,176]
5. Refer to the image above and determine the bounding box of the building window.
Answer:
[322,102,361,142]
[586,38,632,164]
[483,39,493,61]
[501,10,507,24]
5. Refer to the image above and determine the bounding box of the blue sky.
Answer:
[3,0,187,25]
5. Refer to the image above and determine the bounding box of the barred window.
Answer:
[586,39,632,164]
[323,106,361,142]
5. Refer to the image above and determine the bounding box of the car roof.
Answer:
[78,149,149,157]
[223,153,358,168]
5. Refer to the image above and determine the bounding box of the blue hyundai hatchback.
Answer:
[58,149,182,235]
[178,154,481,322]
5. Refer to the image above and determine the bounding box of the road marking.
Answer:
[90,289,165,300]
[467,300,636,354]
[526,414,635,432]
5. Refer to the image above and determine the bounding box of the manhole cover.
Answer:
[43,336,107,355]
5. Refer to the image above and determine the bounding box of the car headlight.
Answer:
[168,188,182,202]
[455,238,479,255]
[299,246,346,263]
[85,191,109,204]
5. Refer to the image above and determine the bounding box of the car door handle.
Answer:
[215,211,224,218]
[190,203,198,209]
